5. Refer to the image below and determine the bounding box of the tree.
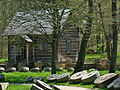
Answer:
[109,0,118,73]
[73,0,93,73]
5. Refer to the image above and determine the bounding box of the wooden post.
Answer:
[33,45,35,62]
[14,45,16,64]
[26,44,29,65]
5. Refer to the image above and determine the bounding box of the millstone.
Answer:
[66,67,74,72]
[19,67,29,72]
[57,68,63,71]
[107,77,120,90]
[6,67,16,72]
[43,67,51,72]
[34,77,44,83]
[81,71,100,84]
[0,82,9,90]
[36,80,52,90]
[57,73,70,82]
[70,70,87,83]
[31,84,44,90]
[47,74,59,82]
[31,67,40,72]
[0,74,5,81]
[94,73,117,88]
[25,76,34,82]
[0,67,5,73]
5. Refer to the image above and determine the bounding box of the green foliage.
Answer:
[0,58,8,64]
[7,85,31,90]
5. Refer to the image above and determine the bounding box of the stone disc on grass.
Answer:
[25,76,34,82]
[57,73,70,82]
[0,74,5,81]
[31,84,44,90]
[57,68,63,71]
[19,67,29,72]
[43,67,51,72]
[81,71,100,84]
[31,67,40,72]
[67,67,74,72]
[36,80,52,90]
[107,77,120,90]
[70,70,87,83]
[0,67,5,73]
[0,82,9,90]
[94,73,117,88]
[34,77,44,83]
[47,74,59,82]
[6,67,16,72]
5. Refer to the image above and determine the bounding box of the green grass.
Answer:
[2,71,70,83]
[7,85,31,90]
[1,71,115,90]
[0,58,8,64]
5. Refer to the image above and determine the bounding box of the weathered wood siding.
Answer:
[58,28,79,62]
[8,27,80,66]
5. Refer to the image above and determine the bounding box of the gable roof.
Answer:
[4,9,69,35]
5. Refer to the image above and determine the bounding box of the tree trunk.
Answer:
[73,0,93,73]
[98,3,112,60]
[106,34,112,60]
[51,39,58,74]
[109,0,117,73]
[96,34,100,53]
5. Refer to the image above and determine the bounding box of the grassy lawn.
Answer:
[2,71,70,83]
[1,70,118,90]
[7,85,31,90]
[0,58,8,64]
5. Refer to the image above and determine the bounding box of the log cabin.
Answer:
[4,10,80,68]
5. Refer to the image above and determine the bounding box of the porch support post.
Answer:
[14,45,16,64]
[26,44,29,65]
[33,45,35,62]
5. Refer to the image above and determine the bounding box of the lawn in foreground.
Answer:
[7,85,31,90]
[1,70,115,90]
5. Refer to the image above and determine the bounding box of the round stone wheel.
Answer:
[57,68,63,71]
[34,77,44,83]
[19,67,29,72]
[43,67,51,72]
[107,77,120,90]
[47,74,59,82]
[70,70,87,83]
[0,74,5,81]
[0,67,5,73]
[81,71,100,84]
[25,76,34,82]
[36,80,52,90]
[30,67,40,72]
[6,67,16,72]
[67,67,74,72]
[31,84,44,90]
[57,73,70,82]
[94,73,117,88]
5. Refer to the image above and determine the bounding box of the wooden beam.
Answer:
[26,44,29,65]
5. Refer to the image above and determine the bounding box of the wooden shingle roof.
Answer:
[4,9,69,35]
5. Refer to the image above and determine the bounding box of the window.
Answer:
[66,39,72,54]
[39,42,47,51]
